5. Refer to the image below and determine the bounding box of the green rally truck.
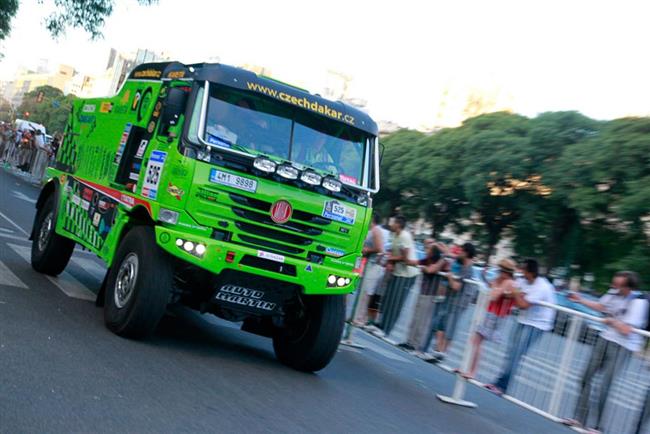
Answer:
[29,61,380,372]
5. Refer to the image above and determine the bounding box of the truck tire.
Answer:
[104,226,172,339]
[31,194,75,276]
[273,295,345,372]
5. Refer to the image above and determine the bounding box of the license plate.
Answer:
[209,169,257,193]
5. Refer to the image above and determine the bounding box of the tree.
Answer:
[0,0,157,43]
[0,0,19,41]
[377,111,650,291]
[0,97,14,122]
[16,85,75,133]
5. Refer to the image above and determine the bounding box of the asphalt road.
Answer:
[0,167,572,433]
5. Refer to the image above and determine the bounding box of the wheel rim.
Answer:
[114,253,139,309]
[37,211,53,252]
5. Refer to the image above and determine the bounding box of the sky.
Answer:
[1,0,650,129]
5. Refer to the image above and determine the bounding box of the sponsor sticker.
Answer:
[81,200,90,211]
[166,183,184,200]
[92,212,101,227]
[71,195,81,206]
[120,194,135,207]
[141,151,167,200]
[82,104,96,113]
[99,102,113,113]
[339,174,358,185]
[325,247,345,257]
[114,123,132,164]
[135,139,148,158]
[257,250,285,263]
[209,169,257,193]
[305,264,313,272]
[322,200,356,225]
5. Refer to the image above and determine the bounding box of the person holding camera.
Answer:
[563,271,648,434]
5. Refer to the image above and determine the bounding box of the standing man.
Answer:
[401,239,447,351]
[377,215,418,337]
[353,213,384,326]
[564,271,648,433]
[485,259,556,395]
[427,242,476,361]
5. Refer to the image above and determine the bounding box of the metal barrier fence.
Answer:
[2,138,51,184]
[345,271,650,434]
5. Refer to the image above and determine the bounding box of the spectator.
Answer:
[16,129,34,172]
[457,258,517,379]
[400,239,447,351]
[485,258,556,395]
[353,213,385,326]
[563,271,648,433]
[376,215,418,337]
[425,242,476,362]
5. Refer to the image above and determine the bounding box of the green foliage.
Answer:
[0,0,157,42]
[0,97,13,122]
[16,85,75,133]
[379,111,650,291]
[0,0,19,41]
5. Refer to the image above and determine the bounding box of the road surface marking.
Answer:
[12,190,37,204]
[0,210,29,236]
[8,244,96,302]
[71,256,106,279]
[0,232,29,242]
[0,258,28,288]
[0,227,14,233]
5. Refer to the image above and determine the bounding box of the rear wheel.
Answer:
[104,226,172,339]
[273,295,345,372]
[31,193,74,276]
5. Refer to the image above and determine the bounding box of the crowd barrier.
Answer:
[345,271,650,434]
[2,140,51,184]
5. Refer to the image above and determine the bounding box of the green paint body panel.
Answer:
[43,65,376,297]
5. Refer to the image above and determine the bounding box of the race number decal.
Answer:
[141,151,167,200]
[322,200,356,225]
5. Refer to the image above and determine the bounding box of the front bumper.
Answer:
[154,226,359,295]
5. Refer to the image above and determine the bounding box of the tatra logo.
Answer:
[270,200,292,224]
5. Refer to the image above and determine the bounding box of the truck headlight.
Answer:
[276,164,299,180]
[254,157,276,173]
[301,170,322,185]
[322,177,342,192]
[159,208,179,224]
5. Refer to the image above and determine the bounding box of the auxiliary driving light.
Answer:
[327,274,351,288]
[300,170,322,186]
[176,238,206,258]
[276,164,299,180]
[253,157,277,173]
[322,177,342,192]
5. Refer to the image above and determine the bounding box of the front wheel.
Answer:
[104,226,173,339]
[273,295,345,372]
[31,194,75,276]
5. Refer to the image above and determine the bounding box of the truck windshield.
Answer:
[188,83,370,186]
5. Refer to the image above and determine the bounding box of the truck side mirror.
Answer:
[159,87,189,136]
